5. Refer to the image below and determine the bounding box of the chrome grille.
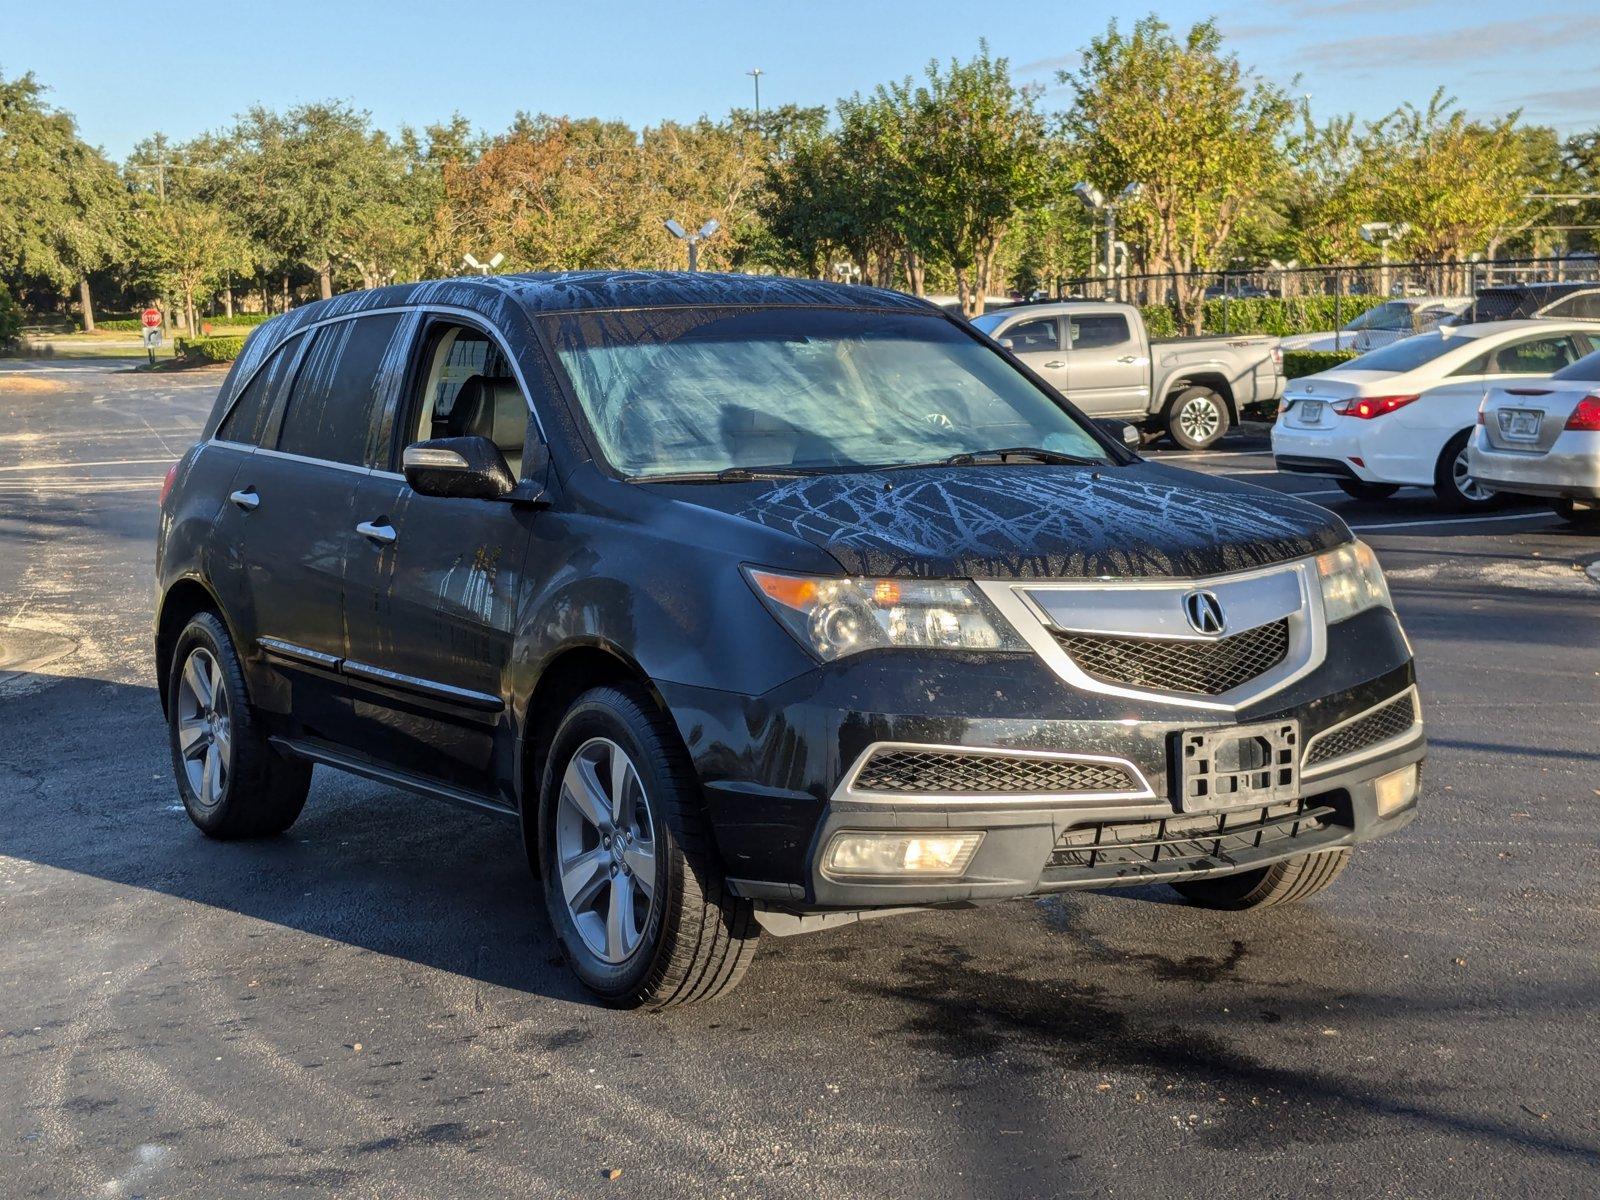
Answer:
[1052,620,1290,696]
[1305,692,1417,766]
[852,748,1141,796]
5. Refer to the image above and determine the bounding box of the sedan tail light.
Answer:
[159,461,180,506]
[1565,394,1600,432]
[1338,394,1420,420]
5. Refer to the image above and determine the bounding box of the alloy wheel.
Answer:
[555,737,658,964]
[176,647,231,810]
[1453,446,1494,503]
[1179,395,1221,443]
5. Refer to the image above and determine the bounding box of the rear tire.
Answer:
[166,612,311,839]
[539,685,759,1008]
[1336,479,1401,501]
[1166,386,1231,451]
[1433,430,1497,511]
[1549,498,1600,532]
[1170,848,1350,910]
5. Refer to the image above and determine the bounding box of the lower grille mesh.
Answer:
[1053,620,1290,695]
[1305,692,1418,766]
[1046,800,1335,874]
[852,748,1141,796]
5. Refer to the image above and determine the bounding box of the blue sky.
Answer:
[8,0,1598,158]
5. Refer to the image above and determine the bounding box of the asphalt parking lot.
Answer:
[2,361,1597,1199]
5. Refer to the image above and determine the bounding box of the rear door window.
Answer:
[276,313,405,467]
[1069,314,1132,349]
[1488,335,1585,375]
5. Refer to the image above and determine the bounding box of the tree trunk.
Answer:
[223,286,234,319]
[318,266,333,300]
[281,274,291,313]
[904,252,925,298]
[77,277,96,333]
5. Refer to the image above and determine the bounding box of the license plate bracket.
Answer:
[1176,720,1300,812]
[1298,400,1324,422]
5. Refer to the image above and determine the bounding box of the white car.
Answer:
[1271,321,1600,508]
[1278,297,1471,355]
[1470,348,1600,531]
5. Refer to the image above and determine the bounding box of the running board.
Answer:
[269,736,519,823]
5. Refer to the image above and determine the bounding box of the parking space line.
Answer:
[0,457,175,473]
[1349,511,1557,532]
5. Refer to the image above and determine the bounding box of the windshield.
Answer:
[545,306,1108,478]
[1348,302,1415,333]
[1346,330,1478,373]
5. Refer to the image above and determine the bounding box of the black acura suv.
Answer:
[156,272,1425,1007]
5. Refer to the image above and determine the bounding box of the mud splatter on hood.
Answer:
[679,463,1349,580]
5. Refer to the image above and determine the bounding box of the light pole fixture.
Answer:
[664,219,721,272]
[747,68,764,120]
[1359,222,1409,296]
[462,252,504,276]
[1073,181,1143,301]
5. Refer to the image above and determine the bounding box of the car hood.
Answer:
[659,462,1349,580]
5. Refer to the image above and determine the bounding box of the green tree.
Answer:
[130,195,252,335]
[0,72,127,330]
[1062,17,1294,331]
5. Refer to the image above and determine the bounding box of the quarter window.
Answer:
[276,313,405,467]
[216,338,301,446]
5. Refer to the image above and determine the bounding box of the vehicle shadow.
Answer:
[0,672,596,1007]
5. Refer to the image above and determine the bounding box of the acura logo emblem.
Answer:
[1183,590,1226,635]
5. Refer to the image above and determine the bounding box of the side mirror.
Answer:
[999,337,1015,350]
[403,436,516,500]
[1095,419,1142,450]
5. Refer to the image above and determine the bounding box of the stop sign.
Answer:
[141,308,161,329]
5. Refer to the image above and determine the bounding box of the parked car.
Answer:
[157,271,1424,1008]
[1451,281,1600,325]
[969,301,1284,450]
[1470,347,1600,530]
[1278,297,1471,354]
[1271,321,1600,508]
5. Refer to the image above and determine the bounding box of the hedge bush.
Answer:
[0,284,22,352]
[1132,294,1389,339]
[1283,349,1360,379]
[175,335,246,363]
[98,313,273,333]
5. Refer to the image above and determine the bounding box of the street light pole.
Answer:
[747,68,763,121]
[664,219,721,272]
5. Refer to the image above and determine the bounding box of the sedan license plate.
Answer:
[1498,408,1542,441]
[1176,720,1299,812]
[1297,400,1324,423]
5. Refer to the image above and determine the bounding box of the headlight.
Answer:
[744,568,1025,661]
[1316,540,1392,623]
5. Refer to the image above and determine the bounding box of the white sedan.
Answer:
[1278,296,1470,355]
[1271,321,1600,508]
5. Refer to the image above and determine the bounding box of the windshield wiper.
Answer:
[923,447,1107,468]
[636,465,825,484]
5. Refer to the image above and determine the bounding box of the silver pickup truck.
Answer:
[971,301,1284,450]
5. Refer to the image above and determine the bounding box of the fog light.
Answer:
[823,832,984,878]
[1374,764,1419,817]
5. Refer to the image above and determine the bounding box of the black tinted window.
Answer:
[1070,314,1131,349]
[277,314,404,466]
[1001,318,1059,352]
[216,337,301,446]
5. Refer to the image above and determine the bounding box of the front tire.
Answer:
[166,612,311,839]
[539,685,758,1008]
[1549,497,1600,532]
[1433,430,1497,511]
[1336,479,1401,501]
[1165,386,1230,451]
[1170,848,1350,910]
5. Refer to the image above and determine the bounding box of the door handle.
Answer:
[228,488,259,511]
[1043,359,1067,369]
[1117,355,1139,364]
[356,519,397,546]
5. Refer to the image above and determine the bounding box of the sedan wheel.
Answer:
[176,647,231,811]
[1434,430,1497,511]
[555,737,658,965]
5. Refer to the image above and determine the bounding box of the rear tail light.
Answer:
[159,461,180,506]
[1271,346,1283,367]
[1339,395,1420,420]
[1565,394,1600,432]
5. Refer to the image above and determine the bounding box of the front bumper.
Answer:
[1469,431,1600,501]
[662,605,1421,911]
